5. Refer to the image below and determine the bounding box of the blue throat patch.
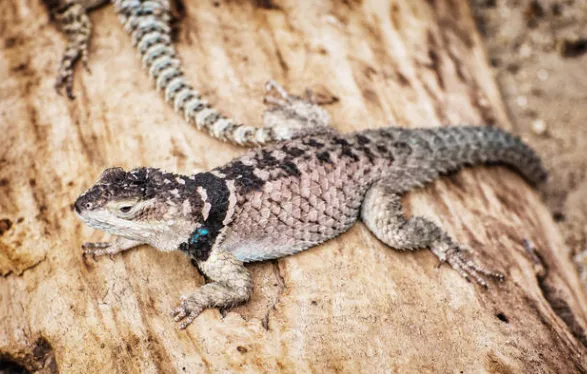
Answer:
[189,227,209,244]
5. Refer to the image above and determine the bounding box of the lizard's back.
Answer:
[215,126,546,262]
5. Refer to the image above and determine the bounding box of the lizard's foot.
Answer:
[262,80,333,139]
[81,237,143,258]
[432,243,505,288]
[361,182,505,288]
[82,241,113,258]
[53,0,92,99]
[172,294,207,329]
[264,80,338,106]
[170,251,252,329]
[361,183,505,288]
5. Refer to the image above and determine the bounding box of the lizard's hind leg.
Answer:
[52,0,108,99]
[262,80,335,140]
[360,180,504,287]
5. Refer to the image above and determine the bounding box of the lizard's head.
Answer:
[74,167,202,247]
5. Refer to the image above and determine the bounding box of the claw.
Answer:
[436,243,504,288]
[81,241,112,258]
[264,79,295,107]
[172,306,186,321]
[81,53,91,74]
[81,250,96,261]
[493,272,506,282]
[180,314,197,330]
[265,79,289,100]
[82,241,111,249]
[465,256,505,281]
[264,95,288,106]
[55,74,76,100]
[303,85,339,105]
[172,295,205,329]
[65,80,75,100]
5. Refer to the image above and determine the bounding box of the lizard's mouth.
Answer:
[74,209,138,241]
[74,209,97,230]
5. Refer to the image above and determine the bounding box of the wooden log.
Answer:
[1,0,586,372]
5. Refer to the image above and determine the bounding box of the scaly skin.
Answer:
[56,3,548,328]
[49,0,328,145]
[74,92,547,328]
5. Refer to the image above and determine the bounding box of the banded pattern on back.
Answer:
[211,126,546,262]
[215,131,397,261]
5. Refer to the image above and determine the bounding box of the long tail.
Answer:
[112,0,279,146]
[379,126,547,187]
[414,126,547,186]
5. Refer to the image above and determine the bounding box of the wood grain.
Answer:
[1,0,586,372]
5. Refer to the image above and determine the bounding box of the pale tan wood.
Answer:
[1,0,586,373]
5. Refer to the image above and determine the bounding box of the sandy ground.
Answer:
[472,0,587,285]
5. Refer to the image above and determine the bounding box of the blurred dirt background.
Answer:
[472,0,587,286]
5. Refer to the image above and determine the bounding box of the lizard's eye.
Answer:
[109,200,140,217]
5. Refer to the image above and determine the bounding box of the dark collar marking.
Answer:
[180,172,231,262]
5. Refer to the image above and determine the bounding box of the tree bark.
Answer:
[1,0,586,373]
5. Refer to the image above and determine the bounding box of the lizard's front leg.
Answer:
[172,249,252,329]
[82,236,143,258]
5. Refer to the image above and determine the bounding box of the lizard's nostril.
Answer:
[74,199,83,214]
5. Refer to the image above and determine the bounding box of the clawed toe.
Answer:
[264,79,290,101]
[82,252,95,260]
[82,242,111,249]
[264,95,288,107]
[440,246,505,288]
[81,54,91,74]
[81,242,112,258]
[55,74,75,100]
[171,305,187,321]
[171,296,204,329]
[54,47,84,100]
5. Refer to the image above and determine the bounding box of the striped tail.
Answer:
[112,0,280,146]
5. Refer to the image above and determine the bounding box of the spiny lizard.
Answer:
[74,87,547,329]
[48,0,314,145]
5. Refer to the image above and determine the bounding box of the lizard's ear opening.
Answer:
[98,167,127,184]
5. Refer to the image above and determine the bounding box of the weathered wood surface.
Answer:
[1,0,586,373]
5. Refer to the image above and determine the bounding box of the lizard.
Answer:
[47,0,317,146]
[73,86,548,329]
